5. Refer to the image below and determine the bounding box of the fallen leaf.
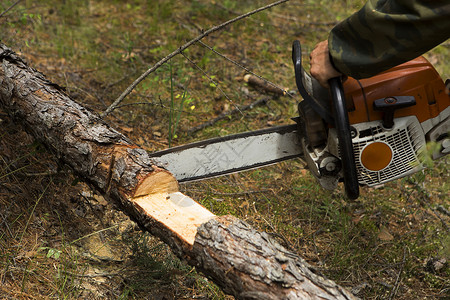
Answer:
[378,226,394,241]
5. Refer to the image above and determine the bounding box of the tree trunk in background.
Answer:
[0,44,357,300]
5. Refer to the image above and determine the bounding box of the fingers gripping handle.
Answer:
[329,77,360,199]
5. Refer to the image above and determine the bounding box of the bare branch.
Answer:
[101,0,290,117]
[187,97,271,134]
[388,247,407,300]
[180,51,244,116]
[0,0,22,19]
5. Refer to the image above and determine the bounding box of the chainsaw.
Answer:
[149,40,450,199]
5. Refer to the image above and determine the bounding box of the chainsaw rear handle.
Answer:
[328,77,360,199]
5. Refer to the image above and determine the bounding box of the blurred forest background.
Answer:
[0,0,448,299]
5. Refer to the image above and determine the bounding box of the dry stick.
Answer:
[244,74,288,95]
[0,0,22,18]
[187,97,271,134]
[436,205,450,217]
[101,0,290,117]
[388,247,407,300]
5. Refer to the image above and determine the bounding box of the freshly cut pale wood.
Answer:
[134,192,215,245]
[0,43,357,299]
[134,169,179,197]
[133,171,215,244]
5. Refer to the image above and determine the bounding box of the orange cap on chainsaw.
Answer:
[360,141,393,172]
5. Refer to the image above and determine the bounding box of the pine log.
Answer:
[0,44,357,300]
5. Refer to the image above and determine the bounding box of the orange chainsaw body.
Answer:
[329,56,450,187]
[293,39,448,193]
[344,56,449,125]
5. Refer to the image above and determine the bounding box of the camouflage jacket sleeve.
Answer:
[328,0,450,79]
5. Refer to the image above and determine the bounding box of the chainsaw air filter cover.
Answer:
[341,57,450,186]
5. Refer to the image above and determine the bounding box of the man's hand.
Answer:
[310,40,342,88]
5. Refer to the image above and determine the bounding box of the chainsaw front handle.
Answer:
[292,40,334,125]
[328,77,360,199]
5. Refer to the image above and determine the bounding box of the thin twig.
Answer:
[103,71,137,92]
[388,247,407,300]
[114,100,197,117]
[436,205,450,217]
[24,170,60,176]
[180,51,243,115]
[101,0,290,117]
[70,224,119,245]
[187,97,271,134]
[79,192,106,231]
[198,40,292,98]
[62,270,124,278]
[179,23,290,97]
[114,101,160,109]
[0,203,14,239]
[0,0,22,19]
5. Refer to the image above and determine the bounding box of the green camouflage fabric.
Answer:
[328,0,450,79]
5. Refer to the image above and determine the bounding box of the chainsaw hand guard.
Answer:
[328,77,360,199]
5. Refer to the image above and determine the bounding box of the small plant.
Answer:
[38,246,62,259]
[168,61,193,147]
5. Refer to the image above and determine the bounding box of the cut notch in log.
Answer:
[132,170,215,245]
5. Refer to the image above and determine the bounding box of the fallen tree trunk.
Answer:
[0,44,357,300]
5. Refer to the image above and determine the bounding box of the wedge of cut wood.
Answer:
[0,43,357,300]
[133,171,215,245]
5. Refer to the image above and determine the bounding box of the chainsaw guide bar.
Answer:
[149,124,303,183]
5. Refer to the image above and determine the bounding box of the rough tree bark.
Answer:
[0,44,357,300]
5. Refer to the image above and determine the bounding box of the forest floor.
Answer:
[0,0,449,299]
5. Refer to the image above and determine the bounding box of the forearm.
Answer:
[329,0,450,79]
